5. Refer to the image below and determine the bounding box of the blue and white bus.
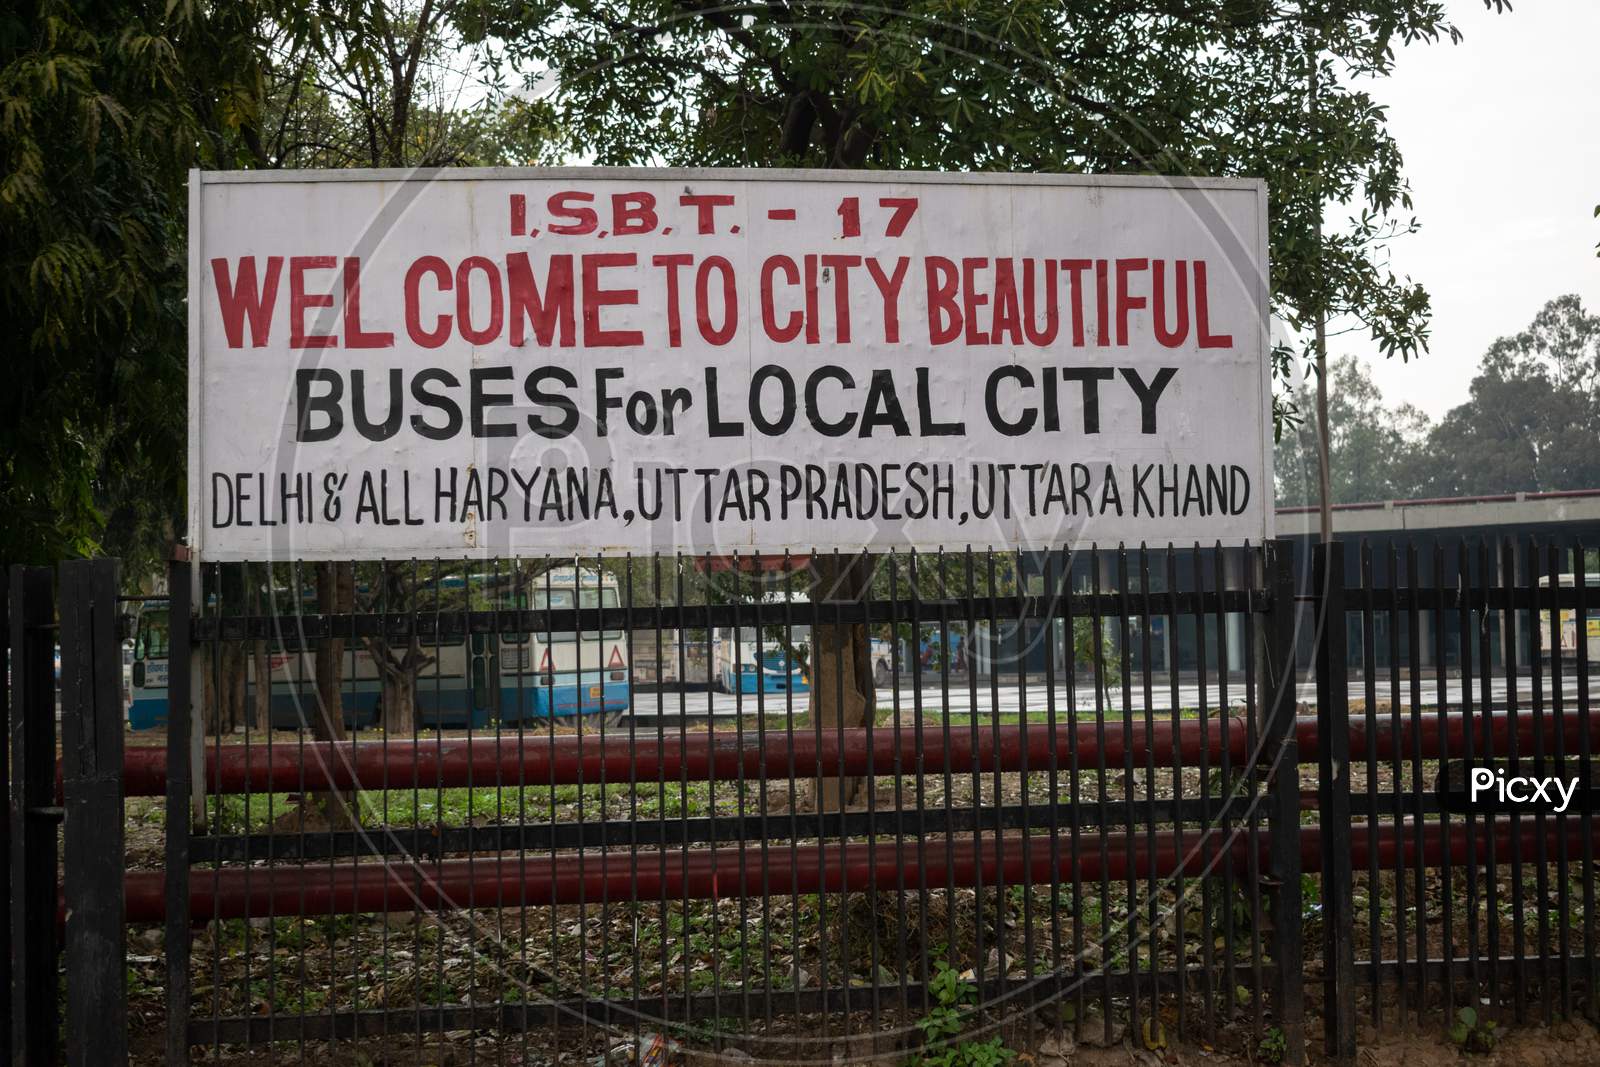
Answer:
[127,568,630,731]
[711,594,811,695]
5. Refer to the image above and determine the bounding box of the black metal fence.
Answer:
[7,537,1600,1065]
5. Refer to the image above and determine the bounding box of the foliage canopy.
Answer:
[2,0,1509,566]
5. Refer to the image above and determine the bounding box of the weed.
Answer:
[1257,1026,1287,1064]
[1446,1006,1498,1053]
[910,961,1015,1067]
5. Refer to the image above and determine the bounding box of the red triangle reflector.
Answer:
[539,647,553,671]
[607,646,624,669]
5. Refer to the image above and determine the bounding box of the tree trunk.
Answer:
[381,668,416,737]
[250,579,271,732]
[251,640,271,733]
[312,562,353,828]
[378,637,422,737]
[314,562,350,741]
[807,553,876,811]
[205,642,247,735]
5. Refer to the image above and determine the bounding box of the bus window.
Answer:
[583,587,623,639]
[522,587,623,641]
[135,608,170,661]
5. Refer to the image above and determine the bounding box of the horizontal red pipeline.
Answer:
[117,716,1251,797]
[110,711,1600,798]
[126,827,1247,922]
[117,816,1593,923]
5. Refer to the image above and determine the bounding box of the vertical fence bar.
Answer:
[1479,539,1501,1019]
[1546,541,1572,1018]
[1501,538,1526,1021]
[1385,542,1407,1021]
[1457,541,1480,1001]
[1191,545,1215,1038]
[165,551,196,1065]
[59,558,128,1067]
[9,565,57,1066]
[1575,543,1596,1012]
[0,565,9,1064]
[1263,540,1304,1063]
[1312,542,1355,1061]
[1359,542,1380,1025]
[1525,539,1552,1023]
[1432,544,1454,1018]
[1404,543,1427,1023]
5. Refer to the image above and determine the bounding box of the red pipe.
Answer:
[109,711,1600,798]
[115,715,1253,798]
[1325,709,1600,765]
[115,815,1596,924]
[1333,815,1594,874]
[121,826,1251,923]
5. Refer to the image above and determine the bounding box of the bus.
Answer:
[712,594,811,694]
[128,603,173,730]
[1539,573,1600,664]
[629,628,711,688]
[127,567,630,731]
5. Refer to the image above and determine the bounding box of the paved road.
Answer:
[624,676,1593,720]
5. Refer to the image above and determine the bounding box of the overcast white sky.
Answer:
[1335,0,1600,419]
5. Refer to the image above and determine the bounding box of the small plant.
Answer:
[922,1036,1014,1067]
[915,960,971,1045]
[1257,1026,1287,1064]
[911,961,1016,1067]
[1446,1006,1498,1053]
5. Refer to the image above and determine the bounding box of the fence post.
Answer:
[59,558,128,1066]
[165,549,196,1066]
[9,565,59,1065]
[1,565,9,1064]
[1312,543,1356,1060]
[0,563,9,1062]
[1264,541,1305,1064]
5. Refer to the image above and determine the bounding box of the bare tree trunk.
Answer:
[312,561,353,828]
[808,553,876,811]
[381,668,416,737]
[250,580,271,732]
[252,640,271,732]
[314,562,350,741]
[205,642,247,735]
[375,636,424,737]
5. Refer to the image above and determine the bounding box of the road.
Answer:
[624,675,1594,720]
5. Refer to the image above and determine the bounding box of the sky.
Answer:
[1336,0,1600,420]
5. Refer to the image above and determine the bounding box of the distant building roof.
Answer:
[1276,490,1600,536]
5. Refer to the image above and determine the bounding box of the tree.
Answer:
[0,0,270,566]
[1274,355,1431,506]
[246,0,553,171]
[1420,295,1600,497]
[0,0,553,572]
[483,0,1502,432]
[1272,296,1600,505]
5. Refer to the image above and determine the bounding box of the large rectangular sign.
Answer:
[189,168,1271,561]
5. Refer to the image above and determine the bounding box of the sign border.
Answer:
[187,167,1273,562]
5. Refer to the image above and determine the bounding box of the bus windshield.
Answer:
[504,586,623,642]
[134,608,170,661]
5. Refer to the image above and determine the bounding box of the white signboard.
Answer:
[189,168,1270,561]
